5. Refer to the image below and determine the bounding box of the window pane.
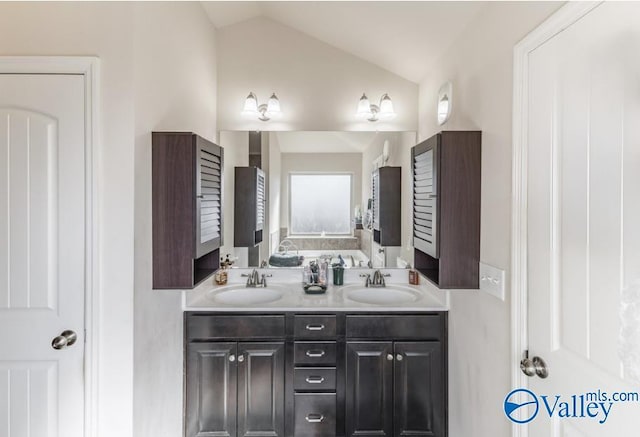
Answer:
[290,174,351,234]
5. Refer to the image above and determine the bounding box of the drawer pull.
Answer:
[305,324,325,331]
[306,350,325,358]
[305,414,325,423]
[305,376,325,384]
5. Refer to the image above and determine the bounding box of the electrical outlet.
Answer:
[479,262,506,301]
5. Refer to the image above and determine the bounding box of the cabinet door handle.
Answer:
[396,354,403,361]
[305,414,325,423]
[305,376,325,384]
[386,354,394,361]
[229,354,236,362]
[306,350,325,358]
[305,324,325,331]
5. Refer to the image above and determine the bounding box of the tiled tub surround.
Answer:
[183,267,449,311]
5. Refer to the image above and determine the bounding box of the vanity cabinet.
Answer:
[234,166,266,247]
[152,132,224,289]
[372,166,402,247]
[412,131,481,288]
[184,312,447,437]
[185,315,286,437]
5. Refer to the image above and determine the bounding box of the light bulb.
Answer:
[356,93,372,118]
[242,92,258,114]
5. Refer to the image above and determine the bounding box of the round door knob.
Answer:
[229,354,236,362]
[386,354,394,361]
[396,354,403,361]
[533,356,549,379]
[238,354,245,363]
[51,330,77,350]
[520,357,536,377]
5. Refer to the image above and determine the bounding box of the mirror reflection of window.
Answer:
[290,174,352,235]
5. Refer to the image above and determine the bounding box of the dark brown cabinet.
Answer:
[234,166,266,247]
[412,131,481,288]
[185,340,285,437]
[372,166,402,246]
[152,132,224,289]
[185,312,447,437]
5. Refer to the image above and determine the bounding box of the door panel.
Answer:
[394,342,445,437]
[185,342,237,437]
[526,3,640,435]
[237,342,285,437]
[0,74,85,437]
[345,342,393,437]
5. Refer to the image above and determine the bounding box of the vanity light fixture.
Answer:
[356,93,396,122]
[242,92,281,122]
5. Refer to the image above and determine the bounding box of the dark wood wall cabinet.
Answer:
[372,166,402,246]
[185,312,448,437]
[152,132,223,289]
[234,166,266,247]
[412,131,481,289]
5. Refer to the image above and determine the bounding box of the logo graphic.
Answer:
[504,388,539,424]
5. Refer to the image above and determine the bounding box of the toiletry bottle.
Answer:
[318,261,328,286]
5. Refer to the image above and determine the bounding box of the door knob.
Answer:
[51,330,77,350]
[229,354,236,362]
[396,354,403,361]
[532,356,549,378]
[237,354,245,363]
[386,354,394,361]
[520,352,549,378]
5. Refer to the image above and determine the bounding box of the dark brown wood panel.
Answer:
[152,132,222,289]
[185,342,237,437]
[413,131,481,289]
[345,342,393,437]
[187,314,286,340]
[238,342,285,437]
[346,315,443,340]
[394,342,446,437]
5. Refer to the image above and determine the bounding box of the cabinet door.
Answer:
[346,342,393,437]
[412,134,439,259]
[185,342,237,437]
[394,342,445,437]
[237,342,285,437]
[196,135,223,258]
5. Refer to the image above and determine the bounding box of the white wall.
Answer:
[0,3,135,436]
[217,16,418,132]
[417,2,561,436]
[132,3,218,437]
[267,133,282,253]
[219,131,249,266]
[280,153,363,231]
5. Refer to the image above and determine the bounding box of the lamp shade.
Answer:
[378,93,396,119]
[242,92,258,114]
[356,93,372,118]
[267,93,281,114]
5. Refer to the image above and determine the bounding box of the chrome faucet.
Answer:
[361,269,390,288]
[242,269,272,288]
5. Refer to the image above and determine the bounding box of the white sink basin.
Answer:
[209,284,285,305]
[342,285,421,305]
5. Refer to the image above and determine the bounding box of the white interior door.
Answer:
[525,3,640,435]
[0,74,86,437]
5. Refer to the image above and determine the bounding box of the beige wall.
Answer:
[217,16,418,132]
[132,3,218,437]
[0,3,135,436]
[417,2,561,436]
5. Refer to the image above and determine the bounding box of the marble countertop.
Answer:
[183,268,449,312]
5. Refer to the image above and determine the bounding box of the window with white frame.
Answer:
[289,173,352,235]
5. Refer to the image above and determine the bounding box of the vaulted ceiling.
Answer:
[201,1,489,83]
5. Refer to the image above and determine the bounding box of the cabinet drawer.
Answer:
[294,315,337,339]
[186,314,285,340]
[294,393,336,437]
[346,314,443,340]
[294,342,337,365]
[294,367,336,391]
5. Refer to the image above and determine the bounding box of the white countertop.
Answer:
[183,268,449,312]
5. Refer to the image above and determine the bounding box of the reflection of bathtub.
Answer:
[269,249,370,268]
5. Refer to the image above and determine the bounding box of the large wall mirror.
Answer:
[220,131,417,269]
